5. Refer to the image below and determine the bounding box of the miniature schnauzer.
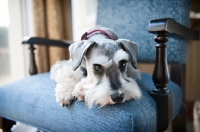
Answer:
[50,26,142,108]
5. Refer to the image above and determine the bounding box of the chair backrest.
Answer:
[96,0,190,64]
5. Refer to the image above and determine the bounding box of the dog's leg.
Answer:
[51,60,83,106]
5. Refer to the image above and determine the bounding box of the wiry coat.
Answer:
[51,26,141,108]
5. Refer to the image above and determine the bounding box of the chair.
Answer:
[0,0,199,131]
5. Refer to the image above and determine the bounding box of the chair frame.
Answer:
[1,18,199,132]
[148,18,198,132]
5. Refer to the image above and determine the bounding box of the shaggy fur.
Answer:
[50,26,142,108]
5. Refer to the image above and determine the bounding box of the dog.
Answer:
[50,26,142,108]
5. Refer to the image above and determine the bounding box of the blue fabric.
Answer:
[97,0,190,64]
[0,73,182,132]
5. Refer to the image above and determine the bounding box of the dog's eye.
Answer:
[93,64,103,72]
[119,60,127,70]
[81,67,87,77]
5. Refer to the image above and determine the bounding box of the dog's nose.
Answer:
[111,93,124,103]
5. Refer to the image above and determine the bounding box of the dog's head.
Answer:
[69,38,141,108]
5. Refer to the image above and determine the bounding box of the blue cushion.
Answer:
[0,73,182,132]
[97,0,190,64]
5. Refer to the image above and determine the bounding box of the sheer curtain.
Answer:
[32,0,72,73]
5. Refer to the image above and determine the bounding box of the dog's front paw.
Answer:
[71,87,85,101]
[55,84,75,107]
[71,78,87,101]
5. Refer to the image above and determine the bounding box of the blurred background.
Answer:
[0,0,12,85]
[0,0,199,131]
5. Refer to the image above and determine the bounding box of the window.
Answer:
[0,0,11,85]
[72,0,98,41]
[0,0,34,129]
[0,0,33,85]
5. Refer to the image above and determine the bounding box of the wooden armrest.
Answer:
[22,37,73,75]
[148,18,199,40]
[22,36,72,47]
[148,18,199,132]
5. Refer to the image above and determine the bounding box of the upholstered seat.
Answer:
[0,72,182,131]
[0,0,196,131]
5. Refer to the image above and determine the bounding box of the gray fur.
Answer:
[85,39,121,60]
[69,40,96,70]
[69,26,139,90]
[70,26,138,71]
[117,39,138,69]
[106,63,122,90]
[56,26,141,107]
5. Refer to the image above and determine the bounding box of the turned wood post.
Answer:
[150,31,172,132]
[29,44,37,75]
[153,32,169,93]
[148,18,199,132]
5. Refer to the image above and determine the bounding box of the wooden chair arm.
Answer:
[148,18,199,40]
[22,37,72,75]
[148,18,199,132]
[22,36,72,47]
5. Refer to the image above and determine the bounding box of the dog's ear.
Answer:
[69,40,96,71]
[117,39,138,69]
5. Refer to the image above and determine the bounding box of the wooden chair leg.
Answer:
[2,118,16,132]
[172,105,187,132]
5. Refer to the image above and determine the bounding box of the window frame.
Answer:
[8,0,33,81]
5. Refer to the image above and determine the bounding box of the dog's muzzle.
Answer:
[111,92,124,103]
